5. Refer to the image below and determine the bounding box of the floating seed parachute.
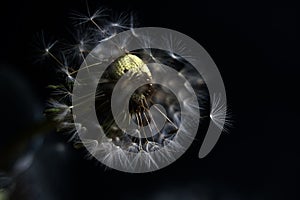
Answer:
[43,6,229,173]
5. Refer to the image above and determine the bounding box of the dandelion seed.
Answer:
[109,12,131,29]
[45,99,72,121]
[210,93,232,132]
[33,31,59,63]
[70,7,107,26]
[48,84,72,101]
[161,34,193,61]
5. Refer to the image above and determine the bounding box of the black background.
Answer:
[0,0,299,199]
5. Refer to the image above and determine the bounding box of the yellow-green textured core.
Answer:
[110,54,152,79]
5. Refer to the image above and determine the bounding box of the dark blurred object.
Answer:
[0,65,51,199]
[0,65,44,171]
[0,65,80,200]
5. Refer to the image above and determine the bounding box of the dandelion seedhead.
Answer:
[42,4,229,173]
